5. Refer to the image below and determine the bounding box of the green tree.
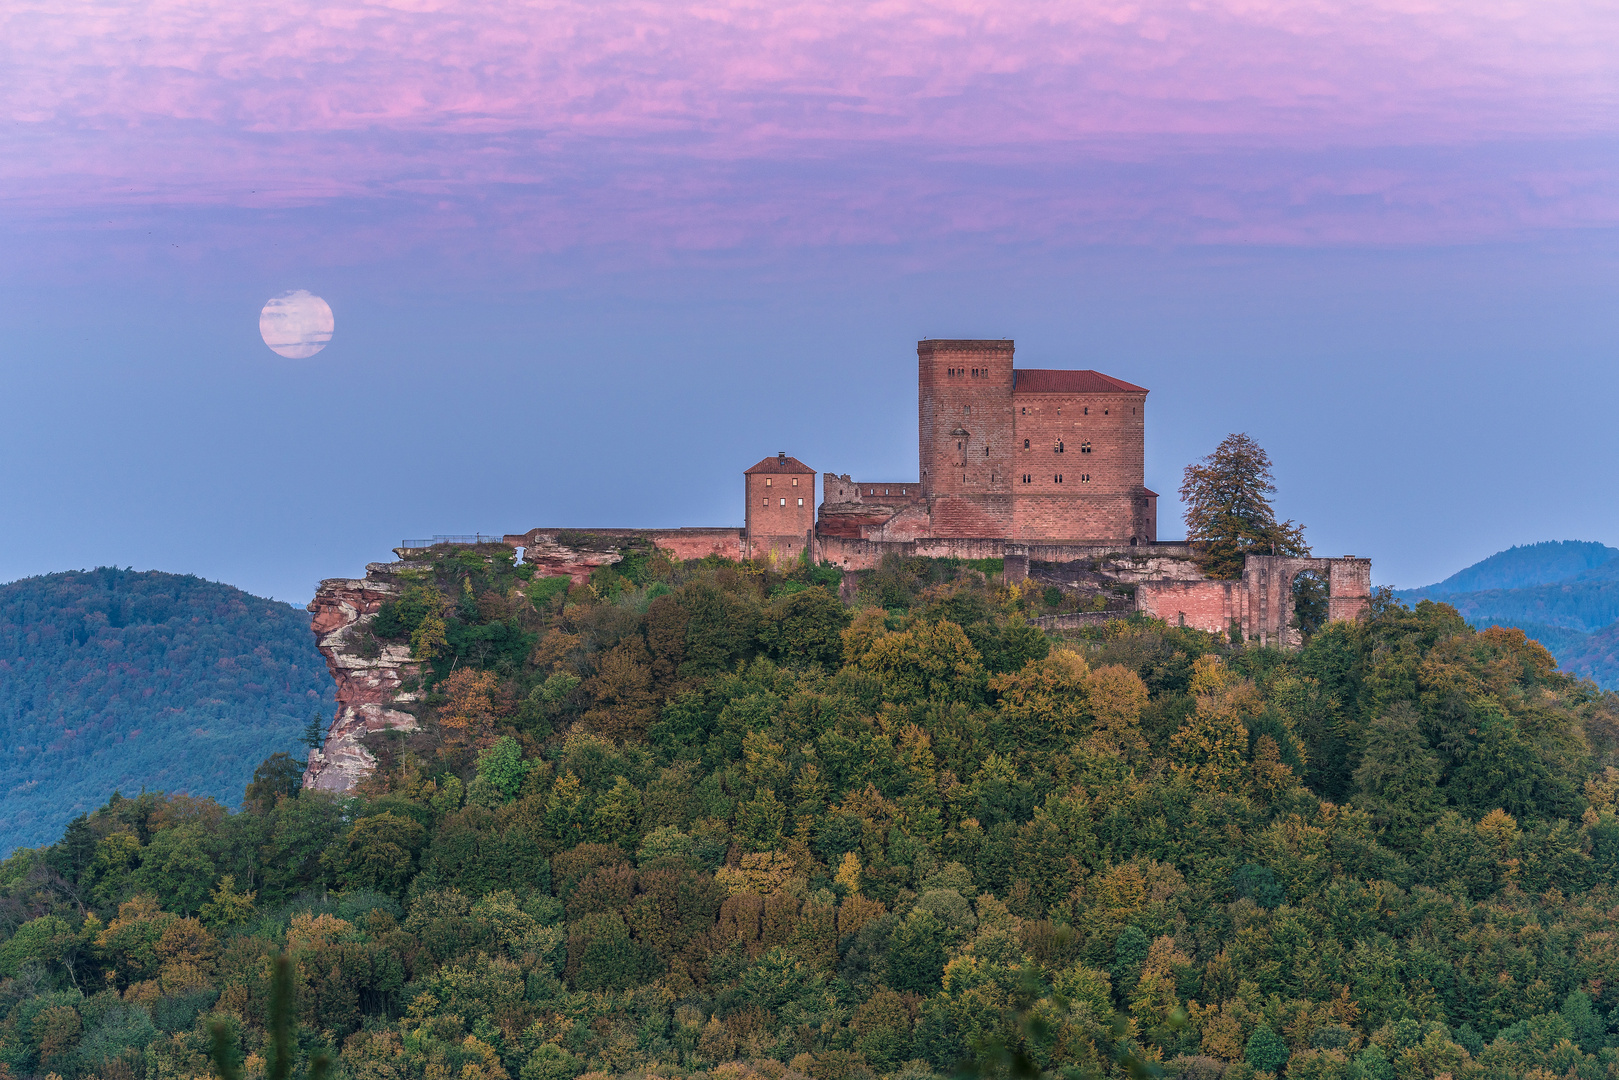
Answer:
[467,736,530,808]
[1180,432,1308,579]
[1245,1023,1290,1072]
[244,752,306,813]
[889,908,947,993]
[132,824,218,914]
[301,712,326,751]
[1352,702,1444,850]
[327,812,426,896]
[761,586,850,668]
[1562,990,1606,1054]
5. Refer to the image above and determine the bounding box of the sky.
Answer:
[1,0,1616,603]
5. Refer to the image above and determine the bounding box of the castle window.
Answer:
[1057,408,1061,416]
[1081,441,1092,453]
[957,441,962,450]
[1022,474,1031,483]
[965,405,971,416]
[1104,409,1109,415]
[765,478,771,487]
[780,498,786,506]
[1083,474,1091,482]
[1056,440,1064,453]
[984,446,989,456]
[792,477,798,486]
[763,498,769,507]
[1083,406,1088,415]
[1056,474,1063,483]
[1021,407,1026,415]
[1024,439,1030,448]
[797,498,804,506]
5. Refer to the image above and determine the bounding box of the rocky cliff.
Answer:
[301,561,425,792]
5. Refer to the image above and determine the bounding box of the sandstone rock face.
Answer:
[518,536,625,584]
[302,561,424,793]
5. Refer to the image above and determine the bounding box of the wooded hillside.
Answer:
[0,568,334,853]
[4,547,1619,1080]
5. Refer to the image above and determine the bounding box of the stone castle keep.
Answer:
[307,337,1369,789]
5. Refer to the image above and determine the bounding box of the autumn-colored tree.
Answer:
[1180,432,1308,579]
[582,637,658,741]
[437,668,509,748]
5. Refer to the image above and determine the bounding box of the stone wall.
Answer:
[745,466,814,543]
[1009,386,1146,540]
[1135,555,1373,647]
[1135,579,1247,636]
[818,536,1198,573]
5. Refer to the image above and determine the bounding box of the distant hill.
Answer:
[0,568,334,854]
[1396,540,1619,690]
[1417,540,1619,594]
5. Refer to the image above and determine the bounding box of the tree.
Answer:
[244,753,306,813]
[327,812,426,895]
[1244,1023,1290,1072]
[1180,432,1308,580]
[301,712,326,752]
[1352,702,1443,850]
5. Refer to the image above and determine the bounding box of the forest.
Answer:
[4,544,1619,1080]
[0,569,334,853]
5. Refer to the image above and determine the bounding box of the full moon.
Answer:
[259,290,334,358]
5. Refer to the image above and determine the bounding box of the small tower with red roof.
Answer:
[745,452,816,559]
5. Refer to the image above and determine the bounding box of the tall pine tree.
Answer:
[1179,432,1308,579]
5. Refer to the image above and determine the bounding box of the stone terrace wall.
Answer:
[1135,579,1247,636]
[820,536,1197,573]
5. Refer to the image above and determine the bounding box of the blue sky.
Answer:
[2,0,1616,602]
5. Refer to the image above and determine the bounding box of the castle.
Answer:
[487,337,1368,644]
[723,340,1161,563]
[308,337,1370,789]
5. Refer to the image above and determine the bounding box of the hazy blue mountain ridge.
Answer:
[0,568,334,854]
[1394,539,1619,690]
[1416,540,1619,594]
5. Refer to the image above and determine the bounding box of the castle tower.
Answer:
[744,453,816,559]
[918,339,1016,536]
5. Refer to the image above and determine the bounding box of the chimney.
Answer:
[778,452,787,465]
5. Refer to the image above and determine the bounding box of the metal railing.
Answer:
[399,534,507,548]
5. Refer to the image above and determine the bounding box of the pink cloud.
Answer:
[1,0,1615,253]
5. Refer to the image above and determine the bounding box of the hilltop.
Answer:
[1414,540,1619,594]
[0,568,334,853]
[3,547,1619,1080]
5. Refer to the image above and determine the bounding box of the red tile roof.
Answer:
[1013,369,1148,394]
[745,453,816,475]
